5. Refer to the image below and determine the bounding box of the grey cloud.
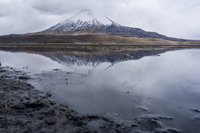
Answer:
[0,11,6,17]
[29,0,102,15]
[0,0,200,39]
[0,13,5,17]
[30,0,70,15]
[0,4,9,17]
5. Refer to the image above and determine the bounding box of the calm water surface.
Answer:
[1,49,200,132]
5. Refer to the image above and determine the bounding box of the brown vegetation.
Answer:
[0,34,200,44]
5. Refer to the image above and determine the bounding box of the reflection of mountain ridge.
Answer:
[47,49,172,66]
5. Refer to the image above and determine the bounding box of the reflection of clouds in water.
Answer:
[1,49,200,131]
[2,49,197,132]
[73,49,200,131]
[37,49,200,132]
[0,51,73,74]
[87,49,200,98]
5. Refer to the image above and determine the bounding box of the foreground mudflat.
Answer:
[0,66,182,133]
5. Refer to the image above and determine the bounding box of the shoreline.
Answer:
[1,43,200,52]
[0,66,134,132]
[0,65,181,133]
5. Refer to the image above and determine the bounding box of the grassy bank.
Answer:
[1,43,200,54]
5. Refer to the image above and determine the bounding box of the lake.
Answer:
[1,49,200,132]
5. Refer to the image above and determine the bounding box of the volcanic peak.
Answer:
[46,9,114,32]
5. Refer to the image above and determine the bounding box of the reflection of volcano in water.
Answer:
[48,49,171,66]
[38,49,200,133]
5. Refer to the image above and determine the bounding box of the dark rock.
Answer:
[124,54,132,59]
[46,119,56,125]
[0,69,6,73]
[136,106,149,112]
[53,68,61,71]
[24,103,46,109]
[19,76,30,80]
[191,108,200,113]
[12,104,25,110]
[87,115,101,120]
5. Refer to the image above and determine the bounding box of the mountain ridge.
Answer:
[43,9,168,38]
[39,9,188,41]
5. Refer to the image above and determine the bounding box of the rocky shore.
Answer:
[0,66,181,133]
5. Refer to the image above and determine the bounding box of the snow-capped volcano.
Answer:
[46,9,115,32]
[44,9,170,39]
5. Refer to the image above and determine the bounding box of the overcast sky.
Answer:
[0,0,200,39]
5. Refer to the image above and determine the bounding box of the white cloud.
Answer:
[0,0,200,39]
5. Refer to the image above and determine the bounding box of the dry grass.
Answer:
[0,34,200,44]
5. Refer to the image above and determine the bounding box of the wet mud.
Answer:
[0,66,181,133]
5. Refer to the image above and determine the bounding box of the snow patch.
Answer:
[68,9,112,25]
[47,9,114,32]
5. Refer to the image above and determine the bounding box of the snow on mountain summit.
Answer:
[46,9,114,32]
[70,9,112,25]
